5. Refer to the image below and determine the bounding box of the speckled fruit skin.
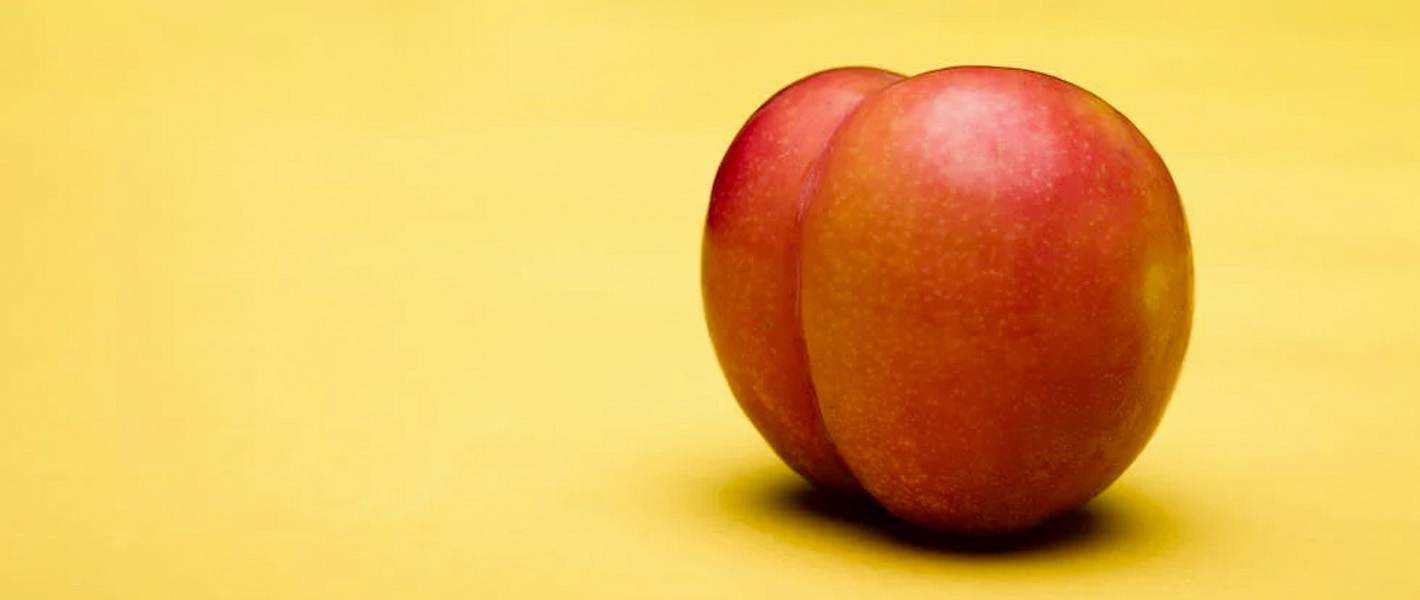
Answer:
[800,66,1193,535]
[703,67,904,490]
[705,65,1192,535]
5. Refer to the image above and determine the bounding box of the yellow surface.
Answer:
[2,1,1418,597]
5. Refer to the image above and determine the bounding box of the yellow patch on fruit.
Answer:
[1075,93,1137,150]
[1142,262,1168,314]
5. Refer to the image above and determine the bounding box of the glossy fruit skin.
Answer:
[800,66,1192,534]
[706,65,1192,535]
[702,67,904,490]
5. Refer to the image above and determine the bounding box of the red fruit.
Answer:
[705,66,1192,535]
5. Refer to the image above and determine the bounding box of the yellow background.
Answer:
[3,1,1417,597]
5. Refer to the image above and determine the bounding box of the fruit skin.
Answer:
[702,67,904,490]
[798,66,1193,535]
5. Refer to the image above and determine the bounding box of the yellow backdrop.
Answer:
[3,1,1417,597]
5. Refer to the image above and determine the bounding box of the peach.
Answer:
[704,66,1191,535]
